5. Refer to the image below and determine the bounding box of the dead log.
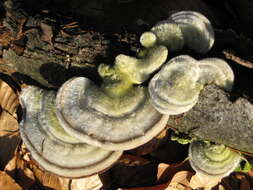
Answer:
[0,0,141,88]
[0,0,226,88]
[167,84,253,154]
[1,0,253,154]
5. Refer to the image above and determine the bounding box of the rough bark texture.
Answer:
[1,0,253,154]
[168,84,253,154]
[0,0,224,88]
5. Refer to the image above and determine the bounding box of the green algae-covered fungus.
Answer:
[189,141,241,179]
[55,36,169,150]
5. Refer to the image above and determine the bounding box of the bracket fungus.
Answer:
[143,11,214,53]
[19,86,123,178]
[148,55,234,115]
[189,141,241,179]
[198,58,234,91]
[18,24,170,177]
[55,37,169,151]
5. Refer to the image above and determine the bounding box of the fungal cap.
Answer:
[114,44,168,84]
[140,32,157,48]
[151,21,184,51]
[19,86,122,178]
[56,77,169,150]
[168,11,214,53]
[198,58,234,91]
[189,141,241,179]
[38,89,81,144]
[149,55,203,115]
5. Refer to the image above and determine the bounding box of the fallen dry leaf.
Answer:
[0,112,20,168]
[5,141,64,190]
[156,159,192,184]
[59,174,103,190]
[4,151,18,174]
[4,145,35,190]
[0,79,19,116]
[0,80,20,168]
[166,170,193,189]
[189,173,222,190]
[118,171,194,190]
[0,171,23,190]
[6,141,104,190]
[31,161,65,190]
[116,159,194,190]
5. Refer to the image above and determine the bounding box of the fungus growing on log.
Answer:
[198,58,234,91]
[18,20,170,178]
[148,55,234,115]
[142,11,214,53]
[56,37,169,150]
[19,86,123,178]
[189,141,241,179]
[168,11,214,53]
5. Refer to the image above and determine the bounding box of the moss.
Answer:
[171,131,193,144]
[235,159,252,173]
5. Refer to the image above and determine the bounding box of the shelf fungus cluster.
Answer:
[141,11,214,53]
[19,10,236,178]
[189,141,241,179]
[20,87,123,178]
[19,34,169,177]
[148,55,234,115]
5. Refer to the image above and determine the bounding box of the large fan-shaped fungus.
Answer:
[55,38,169,151]
[20,87,122,178]
[148,55,201,115]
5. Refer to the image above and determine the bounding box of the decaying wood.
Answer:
[1,3,114,88]
[0,0,225,88]
[1,0,253,154]
[0,0,142,88]
[168,84,253,154]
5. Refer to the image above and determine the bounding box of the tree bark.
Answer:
[1,0,253,154]
[168,85,253,154]
[0,0,224,88]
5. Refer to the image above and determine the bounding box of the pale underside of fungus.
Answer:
[20,86,122,178]
[148,55,234,115]
[189,141,241,179]
[149,11,214,53]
